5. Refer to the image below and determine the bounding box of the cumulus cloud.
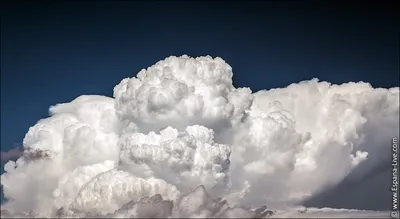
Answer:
[113,55,253,134]
[118,125,231,193]
[1,55,398,218]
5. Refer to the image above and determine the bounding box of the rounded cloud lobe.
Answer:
[1,55,398,218]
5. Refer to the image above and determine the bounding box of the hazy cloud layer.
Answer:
[1,147,23,162]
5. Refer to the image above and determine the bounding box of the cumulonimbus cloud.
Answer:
[1,55,398,218]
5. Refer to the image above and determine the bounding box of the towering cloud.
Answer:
[1,55,398,218]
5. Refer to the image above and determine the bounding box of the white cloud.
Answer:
[1,55,398,218]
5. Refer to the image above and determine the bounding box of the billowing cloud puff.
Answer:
[1,55,398,218]
[113,55,253,133]
[70,169,180,215]
[53,160,116,210]
[118,125,231,193]
[1,95,121,216]
[226,79,399,207]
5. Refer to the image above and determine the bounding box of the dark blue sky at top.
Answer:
[0,1,399,154]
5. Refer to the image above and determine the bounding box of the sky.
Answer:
[1,1,399,152]
[0,0,399,211]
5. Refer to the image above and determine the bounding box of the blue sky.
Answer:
[1,1,398,174]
